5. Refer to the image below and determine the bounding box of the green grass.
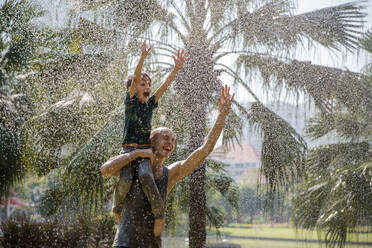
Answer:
[163,225,372,248]
[226,238,372,248]
[162,236,372,248]
[220,226,372,243]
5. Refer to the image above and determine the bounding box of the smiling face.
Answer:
[136,74,151,103]
[150,128,176,158]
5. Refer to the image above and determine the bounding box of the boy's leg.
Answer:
[112,150,134,223]
[138,158,164,219]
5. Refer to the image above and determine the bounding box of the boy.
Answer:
[112,40,187,230]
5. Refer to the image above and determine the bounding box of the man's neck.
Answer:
[150,155,165,170]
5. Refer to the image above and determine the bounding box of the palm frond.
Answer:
[293,142,372,248]
[360,29,372,53]
[22,93,95,175]
[0,0,43,88]
[165,176,190,233]
[206,205,226,231]
[306,111,372,141]
[75,0,113,11]
[292,182,330,230]
[240,102,307,197]
[206,0,235,34]
[29,52,112,107]
[229,0,294,49]
[206,169,240,211]
[113,0,165,34]
[205,161,240,232]
[236,54,371,113]
[165,159,239,233]
[222,109,244,148]
[37,105,124,216]
[217,1,365,51]
[288,1,366,50]
[75,17,118,45]
[60,105,124,214]
[0,91,25,196]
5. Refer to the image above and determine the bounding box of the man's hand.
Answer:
[218,84,234,116]
[141,40,151,58]
[173,49,188,69]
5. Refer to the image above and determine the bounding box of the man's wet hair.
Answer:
[126,73,152,89]
[150,127,175,152]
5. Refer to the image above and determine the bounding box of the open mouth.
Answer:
[163,146,172,152]
[143,92,150,98]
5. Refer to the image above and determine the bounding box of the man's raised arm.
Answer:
[168,85,234,190]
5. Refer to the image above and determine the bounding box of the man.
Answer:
[100,85,234,248]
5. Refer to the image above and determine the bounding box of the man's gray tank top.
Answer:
[113,165,168,248]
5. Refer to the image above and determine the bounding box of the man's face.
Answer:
[154,130,175,158]
[136,75,151,103]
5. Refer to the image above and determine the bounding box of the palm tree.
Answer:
[21,1,140,214]
[139,1,365,246]
[0,0,43,197]
[22,0,367,246]
[292,30,372,248]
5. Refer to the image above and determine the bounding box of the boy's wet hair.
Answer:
[126,73,152,89]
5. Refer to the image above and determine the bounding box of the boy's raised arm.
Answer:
[167,85,234,191]
[154,49,188,103]
[129,40,151,99]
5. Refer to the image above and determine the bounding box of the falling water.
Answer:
[0,0,371,247]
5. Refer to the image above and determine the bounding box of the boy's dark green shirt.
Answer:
[122,92,158,145]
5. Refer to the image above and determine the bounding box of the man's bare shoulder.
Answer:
[166,160,184,190]
[167,160,183,177]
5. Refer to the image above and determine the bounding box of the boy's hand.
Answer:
[173,49,188,69]
[139,148,154,160]
[218,85,234,116]
[141,40,151,57]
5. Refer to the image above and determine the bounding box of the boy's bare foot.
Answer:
[153,218,165,237]
[114,213,122,224]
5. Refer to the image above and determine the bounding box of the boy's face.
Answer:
[136,75,151,103]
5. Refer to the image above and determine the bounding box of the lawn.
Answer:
[220,225,372,243]
[162,225,372,248]
[162,236,372,248]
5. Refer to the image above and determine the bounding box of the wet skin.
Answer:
[101,85,234,241]
[136,75,151,104]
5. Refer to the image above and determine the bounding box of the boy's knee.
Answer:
[120,167,133,181]
[116,180,131,194]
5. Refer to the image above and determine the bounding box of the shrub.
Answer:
[0,213,115,248]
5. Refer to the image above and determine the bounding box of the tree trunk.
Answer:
[188,108,206,248]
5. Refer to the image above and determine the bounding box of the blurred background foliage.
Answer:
[0,0,371,247]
